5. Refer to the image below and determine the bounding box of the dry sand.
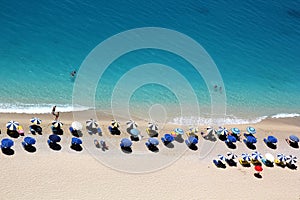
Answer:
[0,112,299,200]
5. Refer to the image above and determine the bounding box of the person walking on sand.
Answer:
[51,106,60,120]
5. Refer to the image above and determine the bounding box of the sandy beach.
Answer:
[0,112,299,200]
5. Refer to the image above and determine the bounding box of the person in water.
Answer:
[70,70,76,77]
[51,106,60,120]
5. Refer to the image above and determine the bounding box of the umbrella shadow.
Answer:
[188,144,198,151]
[49,143,62,151]
[162,141,174,148]
[109,127,121,135]
[213,160,226,169]
[52,128,64,135]
[202,133,217,142]
[243,140,256,150]
[7,130,19,138]
[174,135,184,143]
[147,145,159,153]
[254,173,262,179]
[23,145,37,153]
[226,159,237,167]
[226,142,237,149]
[1,148,15,156]
[130,135,140,142]
[147,130,158,137]
[264,141,277,149]
[71,130,83,137]
[218,135,227,141]
[286,139,299,149]
[286,164,297,170]
[121,147,132,154]
[70,144,83,152]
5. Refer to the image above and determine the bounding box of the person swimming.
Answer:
[70,70,76,77]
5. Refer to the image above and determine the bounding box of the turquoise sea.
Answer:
[0,0,300,124]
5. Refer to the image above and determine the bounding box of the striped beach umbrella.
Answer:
[247,126,256,134]
[227,152,237,160]
[174,128,184,135]
[126,120,138,129]
[72,121,83,130]
[86,119,98,128]
[231,128,240,135]
[206,126,216,135]
[52,121,63,128]
[111,120,120,128]
[148,122,158,131]
[218,127,228,136]
[241,153,251,161]
[251,151,263,160]
[30,117,42,125]
[218,154,226,162]
[277,153,287,162]
[286,155,297,165]
[6,120,19,131]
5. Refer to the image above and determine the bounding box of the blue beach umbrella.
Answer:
[174,128,184,135]
[251,151,263,160]
[231,128,240,135]
[289,135,299,143]
[71,137,82,145]
[6,120,19,131]
[187,136,198,144]
[266,136,277,143]
[241,153,251,161]
[163,134,174,142]
[24,137,36,145]
[49,134,61,143]
[148,138,159,146]
[227,135,237,143]
[277,153,287,162]
[1,138,14,148]
[246,126,256,134]
[227,152,237,160]
[246,135,257,143]
[30,117,42,125]
[120,138,132,147]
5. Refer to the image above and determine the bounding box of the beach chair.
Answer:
[146,128,159,137]
[239,159,251,167]
[17,126,24,136]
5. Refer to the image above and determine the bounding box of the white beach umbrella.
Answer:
[52,120,63,128]
[72,121,83,130]
[148,122,158,131]
[86,119,98,128]
[126,120,138,129]
[30,117,42,125]
[265,153,275,162]
[6,120,19,131]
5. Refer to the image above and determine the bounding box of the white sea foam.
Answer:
[270,113,300,119]
[0,103,91,114]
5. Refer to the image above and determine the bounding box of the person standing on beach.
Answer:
[51,106,60,120]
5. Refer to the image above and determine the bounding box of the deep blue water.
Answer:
[0,0,300,123]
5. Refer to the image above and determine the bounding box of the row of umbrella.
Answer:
[217,126,256,136]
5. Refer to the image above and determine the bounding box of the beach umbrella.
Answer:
[187,136,198,144]
[49,134,61,143]
[126,120,138,129]
[163,134,174,142]
[231,128,240,135]
[218,127,228,136]
[277,153,287,162]
[254,165,263,172]
[130,128,140,137]
[52,121,63,128]
[120,138,132,147]
[218,154,226,162]
[266,136,277,143]
[148,138,159,146]
[265,153,275,162]
[286,155,297,165]
[148,122,158,131]
[227,152,237,160]
[246,135,257,143]
[86,119,98,128]
[247,126,256,134]
[6,120,19,131]
[71,137,82,145]
[289,135,299,143]
[111,120,120,128]
[30,117,42,125]
[24,137,36,145]
[251,151,263,160]
[206,126,216,135]
[241,153,251,161]
[189,127,199,133]
[174,128,184,135]
[1,138,14,148]
[71,121,83,130]
[227,135,237,143]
